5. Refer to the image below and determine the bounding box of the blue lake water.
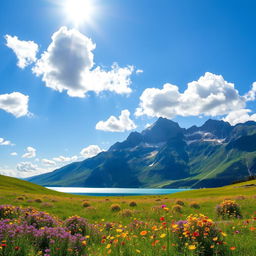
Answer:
[46,187,191,196]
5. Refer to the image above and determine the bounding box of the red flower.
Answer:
[160,217,165,221]
[193,232,200,237]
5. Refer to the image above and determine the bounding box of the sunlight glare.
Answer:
[65,0,94,26]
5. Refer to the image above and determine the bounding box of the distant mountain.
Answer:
[28,118,256,188]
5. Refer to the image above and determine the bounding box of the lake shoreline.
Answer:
[46,187,191,196]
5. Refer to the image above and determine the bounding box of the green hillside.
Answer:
[1,174,256,220]
[1,175,256,255]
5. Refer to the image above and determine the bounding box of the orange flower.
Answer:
[151,240,160,246]
[230,247,236,251]
[140,230,147,236]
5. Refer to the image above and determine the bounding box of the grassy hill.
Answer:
[0,174,62,195]
[1,174,256,220]
[1,175,256,255]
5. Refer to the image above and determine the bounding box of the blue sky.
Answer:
[0,0,256,177]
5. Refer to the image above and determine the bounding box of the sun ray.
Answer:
[64,0,95,27]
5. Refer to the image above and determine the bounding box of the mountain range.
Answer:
[28,118,256,188]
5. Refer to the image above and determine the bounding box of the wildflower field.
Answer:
[0,175,256,255]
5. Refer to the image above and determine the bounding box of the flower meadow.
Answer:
[0,199,256,256]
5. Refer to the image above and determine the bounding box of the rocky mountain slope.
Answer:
[28,118,256,188]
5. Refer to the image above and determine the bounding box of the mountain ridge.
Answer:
[28,118,256,188]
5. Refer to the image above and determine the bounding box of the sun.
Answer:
[64,0,95,26]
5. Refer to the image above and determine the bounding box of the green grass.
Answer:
[1,174,256,220]
[0,174,256,255]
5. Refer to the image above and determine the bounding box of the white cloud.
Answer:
[0,138,12,146]
[136,69,143,74]
[10,152,18,156]
[135,72,246,119]
[5,35,38,69]
[96,109,137,132]
[14,162,51,178]
[223,109,256,125]
[0,164,50,178]
[0,168,21,178]
[22,146,36,158]
[17,161,38,172]
[245,82,256,101]
[80,145,102,159]
[52,155,78,162]
[41,159,56,166]
[0,92,29,117]
[33,26,134,97]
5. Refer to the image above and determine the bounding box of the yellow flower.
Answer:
[116,229,123,233]
[222,232,227,237]
[106,244,111,249]
[82,240,86,246]
[136,249,141,253]
[213,237,218,241]
[160,233,166,238]
[188,244,196,250]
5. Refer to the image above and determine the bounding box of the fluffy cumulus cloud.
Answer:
[14,162,51,178]
[0,138,12,146]
[33,26,134,97]
[16,161,38,173]
[223,109,256,125]
[10,152,18,156]
[245,82,256,101]
[41,159,56,166]
[5,35,38,69]
[80,145,102,159]
[96,109,137,132]
[136,72,246,119]
[22,146,36,158]
[52,155,78,163]
[0,92,29,117]
[0,168,23,178]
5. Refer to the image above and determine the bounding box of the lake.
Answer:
[46,187,191,196]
